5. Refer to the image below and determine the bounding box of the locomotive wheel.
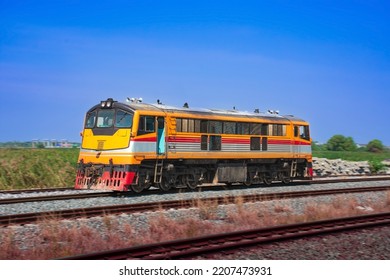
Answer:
[131,173,150,193]
[130,184,144,193]
[282,175,291,184]
[263,173,272,185]
[158,177,174,191]
[243,174,252,186]
[185,174,198,190]
[277,170,291,184]
[243,181,252,187]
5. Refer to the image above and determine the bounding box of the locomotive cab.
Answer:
[81,98,134,151]
[75,98,138,191]
[292,122,313,177]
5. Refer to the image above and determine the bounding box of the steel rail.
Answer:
[310,176,390,185]
[0,191,114,205]
[0,187,73,194]
[1,185,390,227]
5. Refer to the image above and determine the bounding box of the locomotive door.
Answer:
[157,117,166,155]
[293,125,300,155]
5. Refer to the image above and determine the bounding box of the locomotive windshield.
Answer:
[115,109,133,128]
[85,109,133,129]
[85,111,96,128]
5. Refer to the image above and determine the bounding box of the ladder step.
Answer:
[290,160,298,177]
[154,159,164,183]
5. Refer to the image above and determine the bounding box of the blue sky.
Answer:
[1,0,389,145]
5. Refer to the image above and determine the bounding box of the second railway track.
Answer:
[61,211,390,260]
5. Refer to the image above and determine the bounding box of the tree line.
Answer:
[313,135,388,153]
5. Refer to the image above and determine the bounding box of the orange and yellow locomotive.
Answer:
[75,98,312,192]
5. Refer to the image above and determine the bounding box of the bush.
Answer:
[369,160,386,174]
[326,135,357,151]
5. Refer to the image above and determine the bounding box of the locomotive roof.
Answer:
[120,100,307,123]
[91,98,307,123]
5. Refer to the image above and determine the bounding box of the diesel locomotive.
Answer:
[75,98,312,192]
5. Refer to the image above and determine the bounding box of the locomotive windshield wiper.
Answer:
[116,111,133,127]
[117,113,128,123]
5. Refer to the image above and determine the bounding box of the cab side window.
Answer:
[138,116,155,135]
[294,126,299,137]
[300,126,310,140]
[295,125,310,140]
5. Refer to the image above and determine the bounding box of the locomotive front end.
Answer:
[75,98,136,191]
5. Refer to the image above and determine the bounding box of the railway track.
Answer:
[0,191,114,205]
[1,176,390,205]
[1,185,390,226]
[60,211,390,259]
[310,175,390,185]
[0,187,73,194]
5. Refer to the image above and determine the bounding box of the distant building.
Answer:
[32,139,80,148]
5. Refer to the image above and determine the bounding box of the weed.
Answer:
[368,160,386,173]
[273,201,293,214]
[196,198,219,220]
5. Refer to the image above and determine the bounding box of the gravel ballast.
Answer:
[204,226,390,260]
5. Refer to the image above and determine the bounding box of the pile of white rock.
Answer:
[312,157,390,177]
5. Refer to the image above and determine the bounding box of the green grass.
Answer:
[0,148,79,190]
[313,150,390,162]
